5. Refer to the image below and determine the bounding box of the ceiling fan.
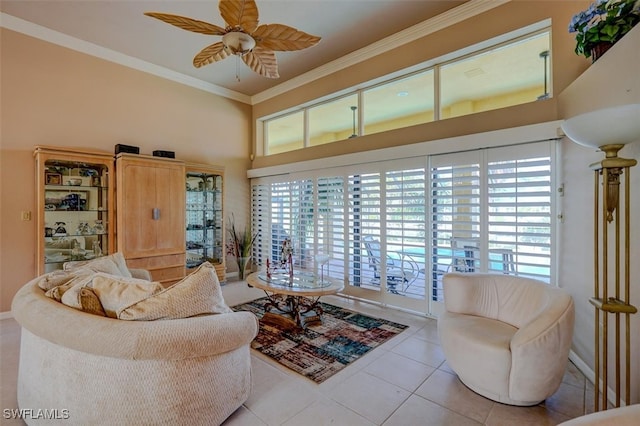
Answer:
[145,0,321,79]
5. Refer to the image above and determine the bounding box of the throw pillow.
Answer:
[63,252,133,278]
[45,282,73,302]
[79,287,107,317]
[36,270,77,291]
[44,272,94,301]
[118,262,232,321]
[61,273,163,318]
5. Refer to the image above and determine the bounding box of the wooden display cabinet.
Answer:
[34,146,115,275]
[185,163,225,283]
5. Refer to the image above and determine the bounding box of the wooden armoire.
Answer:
[115,153,186,285]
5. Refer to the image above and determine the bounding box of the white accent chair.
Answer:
[438,272,575,406]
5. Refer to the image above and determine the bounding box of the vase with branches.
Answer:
[226,215,259,280]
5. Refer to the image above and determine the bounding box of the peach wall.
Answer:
[0,29,252,312]
[251,0,590,169]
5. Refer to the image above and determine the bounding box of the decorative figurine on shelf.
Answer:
[76,222,92,236]
[92,241,102,257]
[93,220,105,235]
[71,239,84,260]
[54,222,67,237]
[266,238,294,280]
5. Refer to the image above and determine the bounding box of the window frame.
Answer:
[260,23,551,157]
[251,124,561,315]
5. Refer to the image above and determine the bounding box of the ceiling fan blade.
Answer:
[253,24,321,51]
[242,47,279,79]
[219,0,259,34]
[144,12,226,35]
[193,42,230,68]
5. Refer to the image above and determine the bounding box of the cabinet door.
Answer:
[118,158,185,258]
[155,164,186,253]
[119,162,157,257]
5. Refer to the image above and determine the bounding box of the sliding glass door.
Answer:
[251,141,556,316]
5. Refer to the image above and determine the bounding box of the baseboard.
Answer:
[569,350,595,384]
[0,311,14,320]
[569,350,623,407]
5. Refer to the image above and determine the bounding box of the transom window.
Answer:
[262,28,550,156]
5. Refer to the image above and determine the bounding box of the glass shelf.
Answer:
[36,146,114,274]
[185,169,223,274]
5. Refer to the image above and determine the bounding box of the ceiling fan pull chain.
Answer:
[235,56,241,82]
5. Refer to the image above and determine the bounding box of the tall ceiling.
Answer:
[0,0,468,98]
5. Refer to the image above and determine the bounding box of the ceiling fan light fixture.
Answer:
[145,0,321,79]
[222,31,256,55]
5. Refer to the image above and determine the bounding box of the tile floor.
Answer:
[1,280,594,425]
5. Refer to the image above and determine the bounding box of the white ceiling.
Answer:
[0,0,468,98]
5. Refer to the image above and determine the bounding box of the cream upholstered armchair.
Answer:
[438,272,575,406]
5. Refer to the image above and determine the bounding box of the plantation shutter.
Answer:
[316,176,345,277]
[347,172,382,290]
[268,181,292,264]
[385,168,427,298]
[290,179,315,268]
[251,183,270,267]
[486,142,553,281]
[429,151,481,301]
[250,139,555,308]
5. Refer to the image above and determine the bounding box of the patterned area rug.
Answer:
[232,297,408,384]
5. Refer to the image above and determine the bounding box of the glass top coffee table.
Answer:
[246,270,344,330]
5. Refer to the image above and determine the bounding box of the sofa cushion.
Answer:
[118,262,232,321]
[64,252,132,278]
[61,273,163,318]
[79,287,107,317]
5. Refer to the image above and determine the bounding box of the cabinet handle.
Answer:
[152,208,160,220]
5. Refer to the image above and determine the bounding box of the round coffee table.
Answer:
[246,270,344,330]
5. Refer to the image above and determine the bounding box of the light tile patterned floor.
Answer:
[1,280,593,425]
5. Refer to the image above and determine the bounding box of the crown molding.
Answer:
[250,0,511,104]
[0,13,252,104]
[1,0,509,106]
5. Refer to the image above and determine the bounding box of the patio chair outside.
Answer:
[362,236,417,294]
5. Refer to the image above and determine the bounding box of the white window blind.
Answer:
[487,144,553,281]
[429,142,554,301]
[430,153,481,301]
[348,173,382,291]
[270,181,292,264]
[251,180,316,267]
[251,183,270,267]
[290,179,315,268]
[250,140,555,307]
[317,177,345,278]
[386,168,427,299]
